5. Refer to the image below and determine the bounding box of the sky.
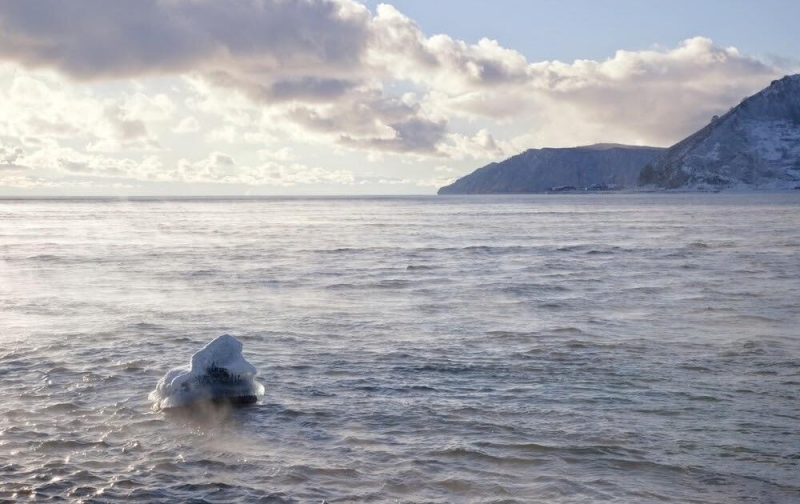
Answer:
[0,0,798,196]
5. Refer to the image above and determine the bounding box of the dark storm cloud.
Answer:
[0,0,369,79]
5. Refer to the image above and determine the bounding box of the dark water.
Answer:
[1,194,798,503]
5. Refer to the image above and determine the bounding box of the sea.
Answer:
[0,193,798,503]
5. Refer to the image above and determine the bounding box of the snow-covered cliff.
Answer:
[640,74,800,190]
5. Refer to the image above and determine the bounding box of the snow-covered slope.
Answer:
[438,144,663,194]
[640,74,800,190]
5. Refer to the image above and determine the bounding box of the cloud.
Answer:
[438,129,513,160]
[86,104,163,152]
[21,145,166,180]
[267,77,358,103]
[0,142,23,165]
[242,162,355,186]
[0,1,447,155]
[171,152,355,186]
[520,37,785,146]
[121,92,175,122]
[365,4,786,146]
[369,5,531,91]
[205,125,240,144]
[0,174,94,189]
[258,147,296,162]
[172,116,200,133]
[176,151,237,183]
[0,68,98,141]
[27,147,356,187]
[0,0,794,194]
[0,64,166,152]
[0,0,369,80]
[372,7,784,145]
[1,1,784,153]
[339,116,448,155]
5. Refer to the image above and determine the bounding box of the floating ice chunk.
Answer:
[149,334,265,409]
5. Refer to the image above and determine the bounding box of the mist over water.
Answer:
[1,193,798,503]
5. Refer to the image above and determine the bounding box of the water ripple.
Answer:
[0,194,798,502]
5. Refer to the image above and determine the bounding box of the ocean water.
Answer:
[1,193,798,503]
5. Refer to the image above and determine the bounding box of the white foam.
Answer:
[149,334,265,409]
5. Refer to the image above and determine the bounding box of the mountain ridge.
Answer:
[438,74,800,194]
[438,144,664,194]
[640,74,800,190]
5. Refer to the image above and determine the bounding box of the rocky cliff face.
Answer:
[640,75,800,190]
[438,144,663,194]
